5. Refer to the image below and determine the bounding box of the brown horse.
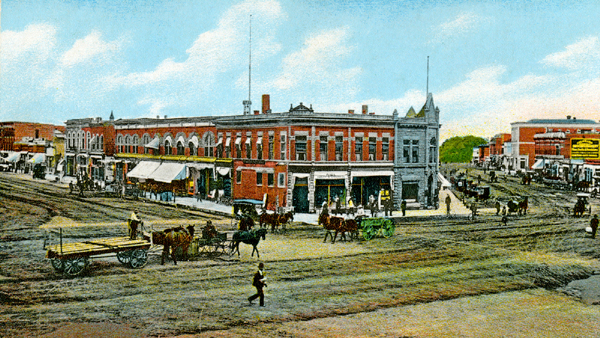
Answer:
[259,212,280,232]
[152,227,192,265]
[320,214,347,243]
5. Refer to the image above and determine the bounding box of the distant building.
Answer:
[0,122,64,152]
[510,116,600,171]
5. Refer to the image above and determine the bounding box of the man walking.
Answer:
[249,262,267,306]
[591,214,599,239]
[445,194,452,216]
[401,199,407,217]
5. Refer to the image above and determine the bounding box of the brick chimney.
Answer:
[262,94,271,114]
[362,105,368,115]
[254,110,260,115]
[348,109,354,114]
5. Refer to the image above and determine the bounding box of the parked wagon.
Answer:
[188,232,229,257]
[358,217,395,240]
[46,236,151,276]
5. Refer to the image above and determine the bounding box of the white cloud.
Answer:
[60,30,121,67]
[541,36,600,70]
[430,12,481,44]
[1,23,57,65]
[109,0,285,115]
[264,26,361,105]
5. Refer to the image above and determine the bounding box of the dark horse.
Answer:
[151,227,193,265]
[230,228,267,258]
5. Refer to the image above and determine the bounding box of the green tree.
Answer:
[440,136,488,163]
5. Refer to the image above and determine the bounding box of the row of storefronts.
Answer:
[63,95,441,213]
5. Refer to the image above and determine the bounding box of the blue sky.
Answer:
[2,0,600,140]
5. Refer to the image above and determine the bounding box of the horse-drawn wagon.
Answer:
[358,217,396,240]
[46,236,151,276]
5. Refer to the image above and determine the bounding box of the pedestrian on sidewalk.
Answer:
[495,200,501,215]
[401,199,407,217]
[248,262,267,306]
[445,194,452,216]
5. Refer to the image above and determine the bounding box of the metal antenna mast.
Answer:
[243,15,252,115]
[426,56,429,96]
[249,14,252,103]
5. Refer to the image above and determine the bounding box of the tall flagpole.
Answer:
[426,56,429,96]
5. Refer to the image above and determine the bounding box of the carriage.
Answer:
[46,235,151,276]
[357,217,396,240]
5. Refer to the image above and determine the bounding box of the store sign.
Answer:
[571,138,600,159]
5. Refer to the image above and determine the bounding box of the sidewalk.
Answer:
[158,188,472,225]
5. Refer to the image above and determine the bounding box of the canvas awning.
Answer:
[256,136,263,145]
[215,136,223,147]
[126,161,161,180]
[531,159,545,170]
[148,163,187,183]
[217,167,231,176]
[176,135,186,146]
[225,137,231,147]
[144,137,160,149]
[27,153,45,164]
[6,153,20,162]
[188,136,199,148]
[350,170,394,178]
[245,137,251,145]
[235,137,242,145]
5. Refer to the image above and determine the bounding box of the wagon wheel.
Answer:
[116,250,132,265]
[381,220,395,238]
[362,224,376,240]
[63,257,88,276]
[50,258,64,272]
[129,249,148,269]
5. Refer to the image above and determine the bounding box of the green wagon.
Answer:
[358,217,395,240]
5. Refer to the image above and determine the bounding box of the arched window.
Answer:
[133,135,139,154]
[125,135,131,153]
[177,141,185,155]
[189,142,197,156]
[165,140,172,155]
[203,133,215,157]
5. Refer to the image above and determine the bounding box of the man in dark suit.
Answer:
[248,262,267,306]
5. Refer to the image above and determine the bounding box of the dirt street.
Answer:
[1,169,600,337]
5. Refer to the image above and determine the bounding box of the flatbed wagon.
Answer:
[46,236,151,276]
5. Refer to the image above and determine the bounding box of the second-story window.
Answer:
[268,173,274,186]
[320,136,328,161]
[382,137,389,160]
[225,137,231,158]
[257,171,263,186]
[412,140,419,163]
[245,137,252,159]
[368,137,376,161]
[335,136,343,161]
[355,137,363,161]
[236,138,242,158]
[257,136,263,160]
[280,134,286,160]
[403,140,410,163]
[177,141,185,155]
[267,135,273,159]
[165,140,172,155]
[295,136,307,161]
[189,141,197,156]
[429,137,436,163]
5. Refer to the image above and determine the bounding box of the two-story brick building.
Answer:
[64,94,440,213]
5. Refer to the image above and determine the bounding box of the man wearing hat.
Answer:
[129,210,142,240]
[248,262,267,306]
